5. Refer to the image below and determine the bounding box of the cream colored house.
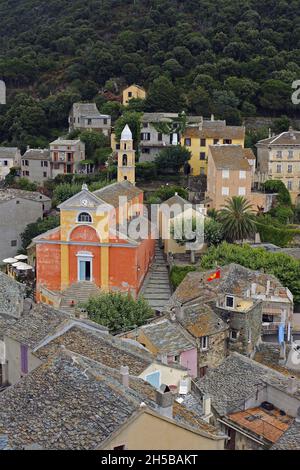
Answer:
[206,145,273,212]
[256,128,300,204]
[123,84,146,106]
[160,194,207,255]
[0,147,21,180]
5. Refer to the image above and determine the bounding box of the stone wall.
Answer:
[198,330,228,372]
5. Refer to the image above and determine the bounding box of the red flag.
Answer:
[207,269,221,282]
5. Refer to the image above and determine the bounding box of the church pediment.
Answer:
[58,189,106,211]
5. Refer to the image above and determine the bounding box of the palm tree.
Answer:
[218,196,256,242]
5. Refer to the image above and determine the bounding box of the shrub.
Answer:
[170,265,197,290]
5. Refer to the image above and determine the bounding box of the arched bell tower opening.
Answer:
[117,125,136,185]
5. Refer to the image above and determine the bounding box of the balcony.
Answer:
[262,321,287,335]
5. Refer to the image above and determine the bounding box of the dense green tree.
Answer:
[155,146,191,174]
[114,111,142,149]
[21,215,60,249]
[83,292,153,334]
[145,76,182,112]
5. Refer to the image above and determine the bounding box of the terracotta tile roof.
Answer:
[227,407,293,444]
[209,145,251,171]
[271,421,300,450]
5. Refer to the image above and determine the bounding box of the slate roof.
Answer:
[93,180,143,207]
[179,303,228,338]
[0,272,26,321]
[142,112,178,123]
[184,123,245,140]
[171,263,291,306]
[209,145,251,171]
[136,319,195,355]
[2,304,73,349]
[0,188,50,204]
[254,343,300,380]
[0,147,19,158]
[0,351,141,450]
[35,326,153,375]
[257,129,300,147]
[0,349,222,449]
[196,353,300,416]
[50,138,81,146]
[72,102,110,119]
[271,421,300,450]
[163,194,189,210]
[22,149,50,161]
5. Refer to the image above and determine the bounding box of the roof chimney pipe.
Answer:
[156,386,174,419]
[120,365,129,388]
[288,376,298,395]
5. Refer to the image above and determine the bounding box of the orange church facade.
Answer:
[34,126,156,307]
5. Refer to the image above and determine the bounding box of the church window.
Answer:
[78,212,92,223]
[122,154,128,166]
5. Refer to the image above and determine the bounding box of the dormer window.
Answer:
[78,212,92,223]
[226,295,234,308]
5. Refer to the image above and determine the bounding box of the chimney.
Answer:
[120,365,129,388]
[296,407,300,424]
[202,394,212,422]
[251,283,257,296]
[174,306,184,322]
[211,114,215,122]
[269,128,272,138]
[288,376,298,395]
[266,280,271,296]
[156,386,174,419]
[26,145,30,151]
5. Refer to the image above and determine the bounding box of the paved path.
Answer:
[140,243,172,312]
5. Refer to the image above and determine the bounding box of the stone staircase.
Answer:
[140,243,172,312]
[60,281,101,314]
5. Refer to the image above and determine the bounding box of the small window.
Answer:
[200,152,206,160]
[213,139,219,145]
[142,148,150,154]
[20,344,28,374]
[184,138,191,147]
[104,118,107,125]
[174,355,180,363]
[238,187,246,196]
[230,330,238,341]
[222,169,229,179]
[158,133,162,142]
[239,170,246,179]
[287,181,293,190]
[200,336,209,351]
[288,164,293,173]
[128,91,132,98]
[276,164,282,173]
[200,167,205,175]
[11,240,17,247]
[87,119,92,125]
[200,138,206,147]
[223,139,232,145]
[226,296,234,308]
[3,160,8,166]
[222,187,229,196]
[44,161,48,167]
[43,172,47,178]
[78,212,92,223]
[288,150,294,159]
[276,150,282,159]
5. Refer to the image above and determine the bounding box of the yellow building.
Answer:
[181,118,245,176]
[122,84,146,106]
[117,124,135,185]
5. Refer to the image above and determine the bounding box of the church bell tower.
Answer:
[117,124,136,185]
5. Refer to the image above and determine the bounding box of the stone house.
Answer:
[196,353,300,450]
[69,102,111,136]
[0,147,21,180]
[171,263,294,347]
[21,148,51,184]
[0,189,51,262]
[120,318,198,378]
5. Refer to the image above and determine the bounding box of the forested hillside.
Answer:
[0,0,299,148]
